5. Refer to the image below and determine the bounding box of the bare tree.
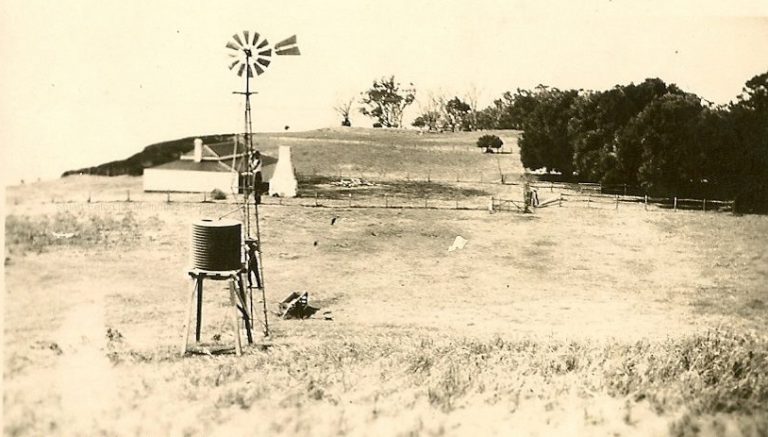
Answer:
[464,83,483,131]
[333,97,355,127]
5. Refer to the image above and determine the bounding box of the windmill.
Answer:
[226,30,300,338]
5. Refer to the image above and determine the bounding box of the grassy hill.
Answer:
[60,134,234,177]
[61,128,524,182]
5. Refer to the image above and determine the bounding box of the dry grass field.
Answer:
[4,129,768,436]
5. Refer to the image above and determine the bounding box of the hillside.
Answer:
[60,134,234,177]
[60,128,524,182]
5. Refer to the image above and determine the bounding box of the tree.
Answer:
[333,97,354,127]
[729,71,768,212]
[619,93,705,195]
[412,91,444,131]
[359,76,416,128]
[444,97,472,132]
[518,87,579,175]
[567,78,685,185]
[477,134,503,153]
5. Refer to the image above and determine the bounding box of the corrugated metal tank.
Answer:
[191,219,242,271]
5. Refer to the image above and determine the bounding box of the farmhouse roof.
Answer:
[150,160,234,172]
[180,140,248,161]
[150,149,278,178]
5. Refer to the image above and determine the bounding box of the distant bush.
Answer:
[372,122,383,128]
[477,134,503,153]
[210,188,227,200]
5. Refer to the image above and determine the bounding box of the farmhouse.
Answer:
[143,138,276,193]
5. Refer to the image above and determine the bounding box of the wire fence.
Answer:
[539,192,735,213]
[19,178,734,216]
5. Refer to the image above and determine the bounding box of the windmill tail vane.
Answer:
[226,31,300,77]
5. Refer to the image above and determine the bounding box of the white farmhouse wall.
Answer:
[143,169,238,193]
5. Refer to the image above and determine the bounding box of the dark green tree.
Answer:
[477,134,503,153]
[729,71,768,212]
[518,87,579,175]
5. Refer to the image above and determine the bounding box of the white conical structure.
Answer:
[269,145,298,197]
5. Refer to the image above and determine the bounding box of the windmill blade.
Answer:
[243,31,250,44]
[258,49,272,57]
[251,32,261,46]
[256,57,271,68]
[232,33,244,47]
[228,59,240,70]
[237,64,246,77]
[275,46,301,56]
[256,39,269,49]
[226,41,241,51]
[274,35,297,50]
[253,62,265,76]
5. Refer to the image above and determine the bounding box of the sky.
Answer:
[1,0,767,185]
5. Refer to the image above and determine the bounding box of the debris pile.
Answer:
[330,178,377,188]
[278,291,333,320]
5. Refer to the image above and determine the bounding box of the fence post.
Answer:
[203,191,207,203]
[87,192,91,203]
[456,173,460,182]
[348,193,352,207]
[550,182,554,192]
[623,184,627,196]
[424,197,428,209]
[559,194,563,207]
[455,197,459,210]
[587,193,591,208]
[427,171,431,182]
[615,195,619,210]
[489,196,494,213]
[644,194,648,211]
[673,197,677,211]
[480,174,483,183]
[703,199,706,212]
[279,197,283,205]
[315,191,319,207]
[385,194,389,208]
[126,190,131,202]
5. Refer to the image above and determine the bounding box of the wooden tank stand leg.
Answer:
[195,276,204,342]
[235,276,254,345]
[180,276,200,356]
[229,279,242,356]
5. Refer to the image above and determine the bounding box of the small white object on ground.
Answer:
[448,236,468,252]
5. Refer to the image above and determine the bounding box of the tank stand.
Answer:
[181,268,253,356]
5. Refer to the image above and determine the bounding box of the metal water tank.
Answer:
[191,219,242,271]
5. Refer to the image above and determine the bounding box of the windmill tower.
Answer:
[226,30,300,337]
[180,31,300,356]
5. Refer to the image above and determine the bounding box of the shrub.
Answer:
[210,188,227,200]
[477,134,503,153]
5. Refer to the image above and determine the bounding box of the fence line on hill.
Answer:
[37,189,499,213]
[35,188,734,216]
[26,181,734,216]
[536,192,735,213]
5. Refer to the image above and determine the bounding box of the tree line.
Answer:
[497,74,767,213]
[341,72,767,212]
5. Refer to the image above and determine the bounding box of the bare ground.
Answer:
[4,177,768,436]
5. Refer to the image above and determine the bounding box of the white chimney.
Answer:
[193,138,203,163]
[269,145,298,198]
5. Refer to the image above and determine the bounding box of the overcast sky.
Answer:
[1,0,767,184]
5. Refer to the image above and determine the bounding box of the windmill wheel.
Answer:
[226,31,300,77]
